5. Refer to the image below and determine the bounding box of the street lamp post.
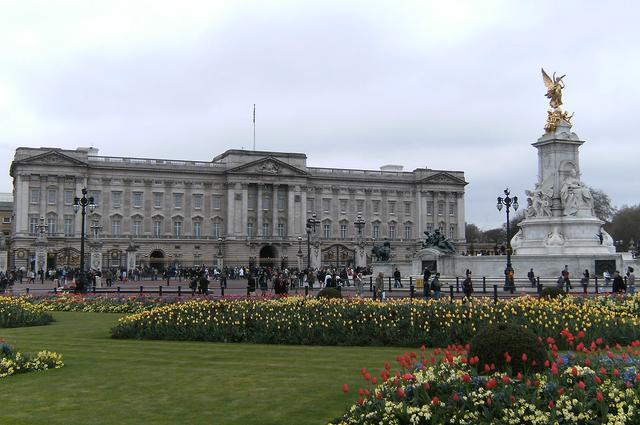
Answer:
[354,214,365,268]
[306,213,320,270]
[73,187,96,292]
[496,188,518,292]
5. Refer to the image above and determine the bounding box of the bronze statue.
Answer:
[542,68,573,132]
[371,241,391,262]
[542,68,565,109]
[422,229,456,254]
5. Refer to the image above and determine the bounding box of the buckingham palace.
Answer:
[9,147,467,272]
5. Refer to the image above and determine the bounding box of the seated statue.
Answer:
[422,229,456,254]
[560,170,593,216]
[371,241,391,262]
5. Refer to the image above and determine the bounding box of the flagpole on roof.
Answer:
[253,104,256,151]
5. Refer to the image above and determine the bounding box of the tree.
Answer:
[589,187,616,222]
[605,204,640,251]
[483,227,507,244]
[465,223,483,243]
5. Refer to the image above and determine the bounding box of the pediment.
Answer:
[226,156,308,176]
[14,151,88,168]
[420,172,467,185]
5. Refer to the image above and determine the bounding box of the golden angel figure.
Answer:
[541,68,565,109]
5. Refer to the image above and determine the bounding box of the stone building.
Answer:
[9,147,467,272]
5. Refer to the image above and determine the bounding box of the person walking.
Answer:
[612,270,626,294]
[423,267,432,298]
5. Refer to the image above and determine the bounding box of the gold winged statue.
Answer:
[541,68,572,132]
[541,68,565,109]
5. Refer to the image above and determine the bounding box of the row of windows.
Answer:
[29,188,223,210]
[307,199,414,215]
[306,199,458,217]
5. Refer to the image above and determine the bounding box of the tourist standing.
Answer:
[462,271,473,298]
[612,270,626,294]
[603,270,612,286]
[423,267,432,297]
[354,272,363,297]
[627,267,636,294]
[430,273,442,299]
[562,265,572,289]
[527,268,536,287]
[374,272,384,300]
[581,269,590,289]
[393,268,403,288]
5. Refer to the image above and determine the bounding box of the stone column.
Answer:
[226,184,235,237]
[14,175,23,235]
[287,185,295,237]
[272,184,278,237]
[257,184,263,238]
[241,184,249,237]
[126,246,137,272]
[456,192,465,241]
[34,240,47,275]
[416,190,424,237]
[300,188,307,235]
[0,249,7,273]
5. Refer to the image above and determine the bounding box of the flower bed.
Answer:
[29,294,173,313]
[111,295,640,347]
[0,338,64,379]
[331,340,640,424]
[0,296,54,327]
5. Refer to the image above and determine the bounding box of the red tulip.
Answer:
[453,393,459,402]
[462,373,472,383]
[397,387,405,398]
[486,378,497,389]
[502,375,511,385]
[559,387,565,395]
[597,391,604,402]
[521,353,528,362]
[487,397,493,406]
[549,400,555,409]
[571,367,578,376]
[578,380,586,390]
[342,384,349,393]
[432,396,440,406]
[423,382,430,391]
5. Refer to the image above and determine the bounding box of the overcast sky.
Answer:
[1,0,638,228]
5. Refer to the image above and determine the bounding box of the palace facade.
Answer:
[9,147,467,272]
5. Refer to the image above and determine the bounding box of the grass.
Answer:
[0,312,409,425]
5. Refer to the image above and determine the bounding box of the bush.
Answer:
[317,287,342,299]
[468,323,547,374]
[539,287,566,299]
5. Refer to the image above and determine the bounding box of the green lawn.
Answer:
[0,312,408,425]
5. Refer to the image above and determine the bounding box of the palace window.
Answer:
[426,201,433,215]
[340,199,348,213]
[404,201,411,215]
[323,223,331,239]
[132,219,142,236]
[388,201,396,215]
[372,223,380,239]
[389,224,396,240]
[64,189,74,205]
[322,198,331,213]
[372,200,380,213]
[29,216,38,235]
[153,218,162,237]
[449,202,456,216]
[46,214,56,236]
[212,221,222,239]
[30,188,40,204]
[449,224,456,239]
[173,193,183,209]
[64,216,74,236]
[132,192,143,208]
[193,194,203,210]
[438,201,444,216]
[212,195,221,210]
[47,189,57,205]
[173,219,182,237]
[404,225,412,240]
[340,224,347,239]
[111,191,122,208]
[111,217,121,236]
[356,199,364,213]
[154,192,163,208]
[277,222,285,237]
[193,220,202,238]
